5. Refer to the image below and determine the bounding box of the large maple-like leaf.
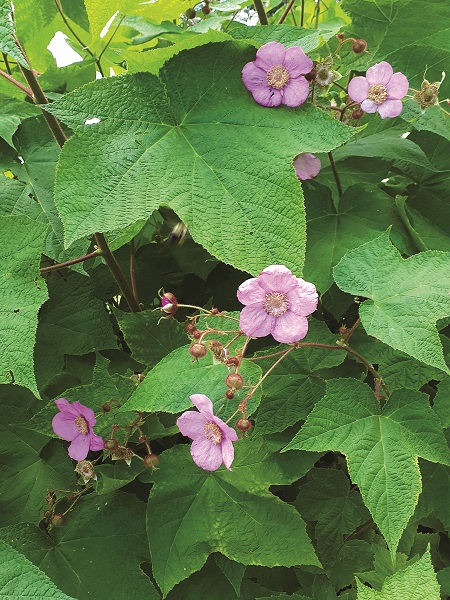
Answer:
[333,230,450,373]
[45,41,354,275]
[284,378,450,555]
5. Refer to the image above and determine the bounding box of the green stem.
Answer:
[300,0,305,26]
[97,14,125,63]
[343,317,360,343]
[327,150,343,199]
[54,0,105,77]
[2,52,12,74]
[314,0,320,28]
[253,0,269,24]
[40,250,102,272]
[278,0,296,24]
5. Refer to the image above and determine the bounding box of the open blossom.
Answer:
[348,61,409,119]
[293,153,321,180]
[237,265,318,344]
[52,398,104,461]
[242,41,313,108]
[177,394,238,471]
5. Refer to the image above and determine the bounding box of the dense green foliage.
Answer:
[0,0,449,598]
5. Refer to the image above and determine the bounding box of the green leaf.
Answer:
[433,377,450,428]
[124,345,263,422]
[34,272,117,389]
[0,492,159,600]
[147,437,320,595]
[0,97,39,148]
[0,385,75,527]
[414,460,450,532]
[113,307,186,367]
[0,0,28,66]
[333,230,450,374]
[356,550,440,599]
[0,215,48,395]
[46,41,355,275]
[214,555,246,597]
[296,468,370,563]
[0,540,76,599]
[284,378,450,554]
[303,185,397,293]
[401,104,450,144]
[228,24,322,53]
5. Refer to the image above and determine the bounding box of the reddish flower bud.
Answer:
[143,453,160,469]
[102,403,111,412]
[337,32,345,40]
[225,372,244,390]
[104,438,119,451]
[185,322,197,333]
[44,510,51,520]
[225,390,235,400]
[236,418,253,431]
[185,7,196,18]
[210,307,219,315]
[305,69,316,82]
[161,292,178,317]
[226,357,240,367]
[192,330,201,339]
[51,513,65,527]
[352,39,367,53]
[202,3,210,14]
[189,343,207,359]
[352,108,364,120]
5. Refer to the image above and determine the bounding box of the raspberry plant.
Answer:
[0,0,449,598]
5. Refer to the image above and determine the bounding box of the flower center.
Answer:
[266,65,290,90]
[367,84,388,105]
[74,415,88,435]
[204,422,222,445]
[263,292,289,317]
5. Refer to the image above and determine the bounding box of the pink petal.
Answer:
[220,437,235,471]
[239,304,274,338]
[177,410,208,439]
[68,434,90,461]
[54,398,78,416]
[89,432,104,452]
[282,76,310,107]
[52,413,78,441]
[252,86,283,107]
[190,438,223,471]
[293,153,321,180]
[254,41,286,71]
[386,72,409,100]
[286,278,318,316]
[258,265,297,293]
[213,416,238,442]
[283,46,313,77]
[348,76,369,103]
[237,277,266,306]
[242,62,268,95]
[366,61,393,86]
[377,99,404,119]
[272,312,309,343]
[73,402,96,427]
[361,99,378,113]
[190,394,215,419]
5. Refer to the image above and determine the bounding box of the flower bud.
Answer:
[305,69,316,82]
[161,292,178,317]
[225,390,235,400]
[51,513,65,527]
[185,7,196,18]
[236,418,253,431]
[226,357,240,367]
[185,322,197,333]
[225,372,244,390]
[104,438,119,451]
[337,32,345,40]
[189,343,207,359]
[352,39,367,53]
[192,330,201,339]
[143,453,160,469]
[210,307,219,315]
[352,108,364,120]
[102,403,111,412]
[202,3,210,14]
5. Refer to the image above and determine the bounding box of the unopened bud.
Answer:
[185,322,197,333]
[352,108,364,120]
[337,32,345,40]
[51,513,65,527]
[104,438,119,451]
[189,343,207,359]
[352,39,367,53]
[225,372,244,390]
[143,453,160,469]
[185,7,196,18]
[225,390,235,400]
[102,403,111,412]
[161,292,178,317]
[236,418,253,431]
[202,3,210,14]
[305,69,316,82]
[192,330,201,339]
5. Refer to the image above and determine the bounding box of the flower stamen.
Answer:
[74,415,88,435]
[263,292,289,317]
[204,422,222,445]
[266,65,290,90]
[367,84,388,105]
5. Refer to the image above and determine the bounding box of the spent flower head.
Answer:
[52,398,104,461]
[75,460,97,484]
[348,61,409,118]
[177,394,238,471]
[242,41,313,108]
[237,265,318,344]
[293,153,321,180]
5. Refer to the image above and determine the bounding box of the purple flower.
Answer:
[348,61,409,119]
[237,265,318,344]
[242,41,313,108]
[52,398,104,461]
[293,153,321,180]
[177,394,238,471]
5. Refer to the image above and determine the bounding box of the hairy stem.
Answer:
[300,0,305,26]
[97,14,125,63]
[2,52,12,74]
[343,317,361,343]
[278,0,296,24]
[0,68,32,96]
[253,0,269,24]
[40,250,102,272]
[327,150,343,199]
[129,240,139,306]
